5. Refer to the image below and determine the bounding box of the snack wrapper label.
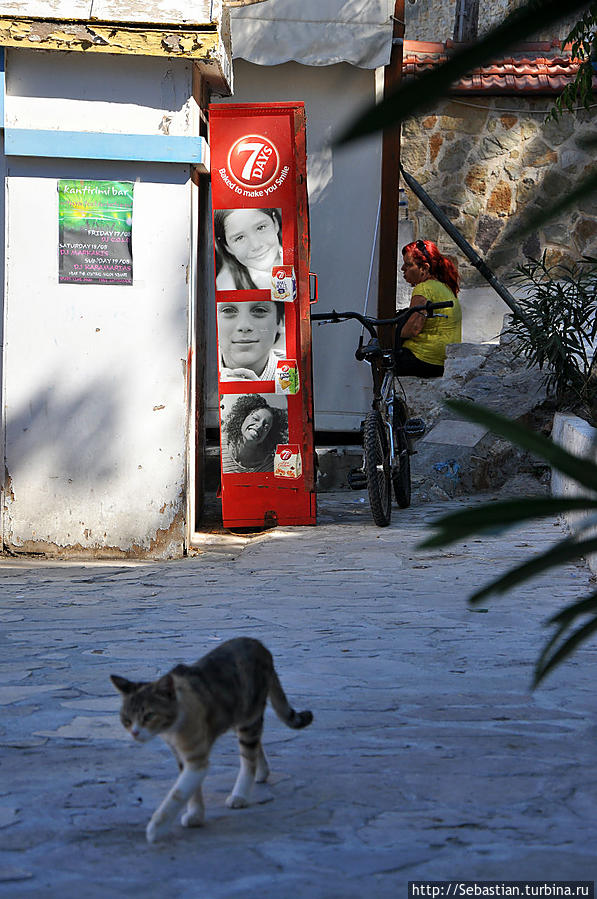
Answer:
[271,265,296,302]
[275,359,300,395]
[274,444,302,479]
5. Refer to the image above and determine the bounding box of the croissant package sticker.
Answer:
[271,265,296,302]
[275,359,300,395]
[274,445,302,479]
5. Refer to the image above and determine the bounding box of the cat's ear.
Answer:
[156,673,176,700]
[110,674,137,695]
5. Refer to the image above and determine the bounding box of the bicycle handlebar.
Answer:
[311,300,454,339]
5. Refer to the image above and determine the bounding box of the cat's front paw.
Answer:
[226,794,249,809]
[255,763,270,784]
[181,808,205,828]
[146,816,171,843]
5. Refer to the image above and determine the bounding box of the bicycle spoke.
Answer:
[392,393,412,509]
[364,411,392,527]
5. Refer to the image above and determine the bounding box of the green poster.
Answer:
[58,180,134,285]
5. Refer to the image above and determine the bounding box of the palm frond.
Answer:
[421,497,597,548]
[470,535,597,603]
[535,613,597,685]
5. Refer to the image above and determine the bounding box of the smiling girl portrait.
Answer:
[214,208,283,291]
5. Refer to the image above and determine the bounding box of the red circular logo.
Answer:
[280,450,292,461]
[227,135,280,189]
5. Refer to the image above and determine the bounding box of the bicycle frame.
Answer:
[373,364,399,466]
[311,300,453,525]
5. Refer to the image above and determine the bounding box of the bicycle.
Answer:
[311,300,454,527]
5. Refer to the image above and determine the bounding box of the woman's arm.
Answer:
[400,293,428,339]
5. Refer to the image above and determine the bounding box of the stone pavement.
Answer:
[1,491,596,898]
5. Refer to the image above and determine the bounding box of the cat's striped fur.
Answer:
[110,637,313,843]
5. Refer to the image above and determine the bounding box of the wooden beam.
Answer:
[0,17,221,60]
[5,128,210,169]
[377,0,404,332]
[0,16,232,93]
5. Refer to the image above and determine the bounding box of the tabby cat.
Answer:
[110,636,313,843]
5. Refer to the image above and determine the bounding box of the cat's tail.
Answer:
[269,669,313,729]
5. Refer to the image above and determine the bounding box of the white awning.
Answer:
[230,0,394,69]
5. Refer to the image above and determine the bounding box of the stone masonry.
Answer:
[401,97,597,287]
[406,0,580,44]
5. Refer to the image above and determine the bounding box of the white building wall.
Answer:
[2,51,196,556]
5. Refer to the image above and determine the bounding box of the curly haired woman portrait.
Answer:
[220,393,288,473]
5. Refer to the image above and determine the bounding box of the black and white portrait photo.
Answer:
[220,393,288,474]
[214,208,283,291]
[217,299,286,381]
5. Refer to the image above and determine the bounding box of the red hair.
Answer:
[402,240,460,296]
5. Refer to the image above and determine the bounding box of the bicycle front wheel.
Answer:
[363,410,392,527]
[392,398,411,509]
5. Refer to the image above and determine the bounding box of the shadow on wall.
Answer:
[10,49,189,111]
[5,369,123,495]
[2,354,187,555]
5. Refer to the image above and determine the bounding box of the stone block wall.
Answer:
[401,97,597,288]
[406,0,579,43]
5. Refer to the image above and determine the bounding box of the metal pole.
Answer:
[399,163,533,331]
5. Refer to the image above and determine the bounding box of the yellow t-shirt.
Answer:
[402,280,461,366]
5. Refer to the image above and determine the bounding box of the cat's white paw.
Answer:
[181,809,205,828]
[255,764,270,784]
[226,794,249,809]
[146,817,171,843]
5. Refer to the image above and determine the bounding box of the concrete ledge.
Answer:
[551,412,597,573]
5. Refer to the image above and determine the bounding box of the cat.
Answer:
[110,636,313,843]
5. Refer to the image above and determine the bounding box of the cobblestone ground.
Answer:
[1,492,596,898]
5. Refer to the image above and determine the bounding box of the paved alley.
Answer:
[1,492,596,897]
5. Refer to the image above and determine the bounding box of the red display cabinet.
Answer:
[209,102,316,528]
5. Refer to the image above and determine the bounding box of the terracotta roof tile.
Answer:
[402,40,597,94]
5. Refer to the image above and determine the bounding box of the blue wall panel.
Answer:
[4,128,209,168]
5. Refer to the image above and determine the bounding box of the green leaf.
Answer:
[470,535,597,603]
[547,590,597,625]
[445,399,597,492]
[420,497,597,548]
[534,614,597,685]
[337,0,594,144]
[534,590,597,684]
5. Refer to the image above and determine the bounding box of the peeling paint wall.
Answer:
[0,19,223,63]
[2,51,196,558]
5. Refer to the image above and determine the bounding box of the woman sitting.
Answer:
[397,239,462,378]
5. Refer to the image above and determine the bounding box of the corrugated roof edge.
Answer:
[403,39,597,95]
